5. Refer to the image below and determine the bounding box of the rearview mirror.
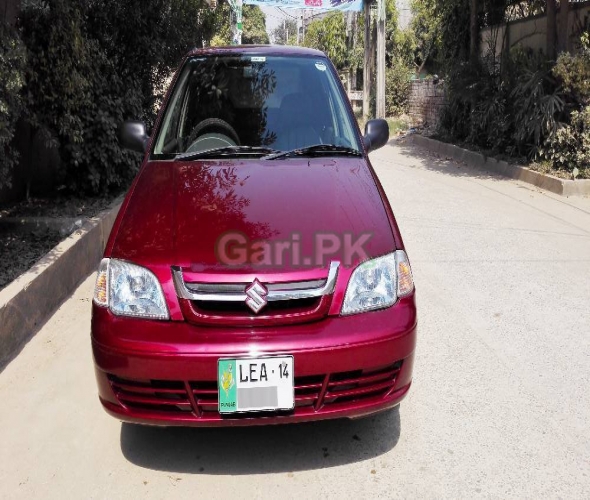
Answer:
[363,119,389,153]
[119,121,149,154]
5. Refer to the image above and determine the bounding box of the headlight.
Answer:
[93,258,169,320]
[341,250,414,315]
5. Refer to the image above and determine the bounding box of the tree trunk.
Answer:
[363,1,371,120]
[558,0,569,53]
[546,0,557,60]
[469,0,478,62]
[376,0,386,119]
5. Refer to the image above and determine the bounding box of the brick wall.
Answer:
[408,80,445,128]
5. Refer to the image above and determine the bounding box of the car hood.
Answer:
[111,158,395,273]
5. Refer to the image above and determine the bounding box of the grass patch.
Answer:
[356,115,410,136]
[527,161,590,180]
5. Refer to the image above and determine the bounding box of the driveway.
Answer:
[1,139,589,499]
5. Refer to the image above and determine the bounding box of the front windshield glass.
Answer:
[153,55,361,157]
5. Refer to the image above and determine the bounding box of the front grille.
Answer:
[180,295,332,327]
[108,361,402,420]
[172,262,339,327]
[193,297,320,315]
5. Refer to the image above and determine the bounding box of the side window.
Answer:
[154,68,190,154]
[316,71,350,147]
[323,71,355,148]
[162,94,184,145]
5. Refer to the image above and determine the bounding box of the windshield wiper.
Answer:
[262,144,363,160]
[175,146,279,161]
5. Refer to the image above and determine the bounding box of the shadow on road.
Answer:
[120,406,401,474]
[390,137,514,184]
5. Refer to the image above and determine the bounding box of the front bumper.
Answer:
[92,296,417,426]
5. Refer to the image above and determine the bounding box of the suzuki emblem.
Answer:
[245,279,268,313]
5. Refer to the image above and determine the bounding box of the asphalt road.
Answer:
[2,139,589,499]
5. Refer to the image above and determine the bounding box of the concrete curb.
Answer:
[405,134,590,197]
[0,197,122,368]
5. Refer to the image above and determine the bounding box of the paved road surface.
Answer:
[2,139,590,499]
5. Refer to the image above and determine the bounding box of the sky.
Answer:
[261,1,413,37]
[261,6,295,37]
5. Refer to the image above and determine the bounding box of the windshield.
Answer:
[153,55,361,158]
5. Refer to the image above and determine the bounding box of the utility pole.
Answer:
[283,19,287,44]
[302,10,306,42]
[229,0,243,45]
[376,0,386,118]
[363,0,371,120]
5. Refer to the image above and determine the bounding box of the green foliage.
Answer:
[85,0,220,125]
[242,6,270,44]
[15,0,220,194]
[426,1,589,177]
[438,0,470,68]
[19,0,113,191]
[542,106,590,176]
[541,32,590,176]
[210,2,233,46]
[349,13,365,72]
[410,0,441,73]
[439,50,564,157]
[348,0,413,115]
[210,3,269,46]
[385,59,412,116]
[510,67,563,155]
[303,12,348,70]
[552,49,590,107]
[0,24,26,189]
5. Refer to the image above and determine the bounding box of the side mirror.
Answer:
[363,119,389,153]
[119,121,149,153]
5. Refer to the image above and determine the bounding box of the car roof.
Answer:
[187,45,327,59]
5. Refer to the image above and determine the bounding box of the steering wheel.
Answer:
[186,118,241,153]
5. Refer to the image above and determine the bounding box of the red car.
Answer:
[92,45,416,426]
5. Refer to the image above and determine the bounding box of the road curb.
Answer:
[405,134,590,197]
[0,197,122,368]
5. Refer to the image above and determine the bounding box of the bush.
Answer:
[0,25,26,189]
[12,0,221,195]
[510,67,564,157]
[539,32,590,177]
[542,107,590,176]
[385,60,412,116]
[18,0,140,193]
[438,49,563,158]
[552,41,590,107]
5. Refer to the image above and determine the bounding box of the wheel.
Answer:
[185,118,240,153]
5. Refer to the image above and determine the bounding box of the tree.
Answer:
[410,0,440,74]
[271,18,297,45]
[242,5,270,44]
[210,2,269,45]
[303,12,348,70]
[438,0,471,67]
[17,0,223,194]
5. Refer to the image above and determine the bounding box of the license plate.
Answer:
[217,356,294,414]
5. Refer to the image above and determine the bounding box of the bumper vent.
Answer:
[107,361,402,420]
